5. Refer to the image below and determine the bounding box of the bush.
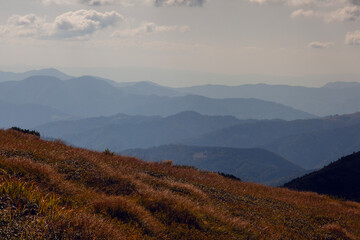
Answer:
[103,148,115,156]
[218,172,241,181]
[10,127,40,137]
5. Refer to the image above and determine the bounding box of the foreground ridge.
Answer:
[0,129,359,239]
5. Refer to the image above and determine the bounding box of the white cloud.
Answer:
[307,41,334,49]
[330,6,360,21]
[345,30,360,45]
[4,14,46,37]
[151,0,206,7]
[39,0,132,6]
[248,0,360,23]
[291,9,315,18]
[112,22,190,37]
[0,10,124,40]
[249,0,343,7]
[39,0,205,7]
[50,10,123,39]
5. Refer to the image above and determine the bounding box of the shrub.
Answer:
[103,148,115,156]
[10,127,40,137]
[218,172,241,181]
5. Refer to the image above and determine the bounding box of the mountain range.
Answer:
[0,68,72,82]
[121,145,307,186]
[178,82,360,116]
[0,75,314,125]
[36,110,360,174]
[185,112,360,169]
[0,100,71,129]
[36,111,245,151]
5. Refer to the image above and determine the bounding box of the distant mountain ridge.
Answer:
[2,68,360,117]
[284,151,360,202]
[0,68,73,82]
[0,100,72,128]
[0,75,314,121]
[121,145,307,186]
[36,111,360,170]
[36,111,244,152]
[177,82,360,116]
[183,112,360,169]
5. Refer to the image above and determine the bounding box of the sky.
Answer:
[1,0,360,87]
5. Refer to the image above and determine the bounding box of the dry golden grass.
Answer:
[0,129,359,239]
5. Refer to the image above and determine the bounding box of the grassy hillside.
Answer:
[284,151,360,202]
[0,129,359,239]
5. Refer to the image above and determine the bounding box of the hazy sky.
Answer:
[1,0,360,86]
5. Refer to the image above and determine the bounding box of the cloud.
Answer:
[112,22,190,37]
[307,41,334,49]
[80,0,117,6]
[248,0,286,5]
[151,0,206,7]
[330,6,360,21]
[39,0,205,7]
[39,0,131,6]
[350,0,360,6]
[4,14,46,37]
[291,9,315,18]
[345,30,360,45]
[248,0,341,7]
[50,10,123,39]
[0,10,123,40]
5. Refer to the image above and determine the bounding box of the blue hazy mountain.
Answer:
[0,75,314,120]
[177,82,360,116]
[184,112,360,169]
[36,111,245,152]
[121,145,307,186]
[0,68,72,82]
[0,100,72,128]
[263,123,360,169]
[113,81,183,97]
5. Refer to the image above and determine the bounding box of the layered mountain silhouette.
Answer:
[2,68,360,117]
[0,100,72,128]
[36,111,244,151]
[178,82,360,116]
[184,112,360,169]
[284,151,360,202]
[0,75,314,121]
[0,68,72,82]
[263,123,360,169]
[121,145,307,186]
[37,111,360,170]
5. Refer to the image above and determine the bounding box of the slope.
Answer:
[284,151,360,202]
[121,145,306,186]
[0,129,359,239]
